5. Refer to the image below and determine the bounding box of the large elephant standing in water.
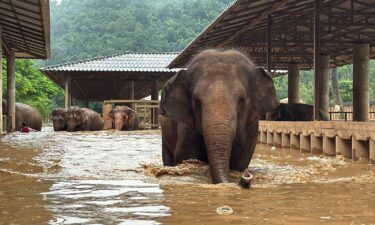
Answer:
[109,106,139,131]
[2,100,42,131]
[66,107,103,132]
[51,108,68,131]
[159,49,279,184]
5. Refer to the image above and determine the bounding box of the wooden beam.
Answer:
[7,49,16,132]
[218,0,290,47]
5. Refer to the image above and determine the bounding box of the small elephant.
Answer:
[2,100,42,131]
[159,49,279,184]
[109,105,139,131]
[66,107,103,132]
[267,103,329,121]
[51,108,68,131]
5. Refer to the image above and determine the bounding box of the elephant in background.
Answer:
[159,49,279,184]
[2,100,42,131]
[66,107,103,132]
[266,103,329,121]
[109,105,139,131]
[51,108,68,131]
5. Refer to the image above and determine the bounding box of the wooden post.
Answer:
[151,79,159,128]
[102,103,113,130]
[267,16,272,72]
[353,43,370,121]
[7,49,16,132]
[288,63,300,103]
[129,81,135,109]
[313,0,321,120]
[0,28,3,136]
[64,77,71,108]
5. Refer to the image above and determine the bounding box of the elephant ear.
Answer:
[159,70,193,126]
[108,109,115,120]
[82,109,90,125]
[254,67,279,115]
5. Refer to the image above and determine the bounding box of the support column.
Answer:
[320,54,330,116]
[151,79,159,129]
[128,81,135,109]
[64,77,71,108]
[313,0,321,120]
[7,49,16,132]
[288,63,300,103]
[102,103,113,130]
[266,16,272,72]
[353,43,370,121]
[0,28,3,135]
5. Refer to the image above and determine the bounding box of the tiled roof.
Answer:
[41,52,180,72]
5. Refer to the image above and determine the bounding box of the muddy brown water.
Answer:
[0,127,374,225]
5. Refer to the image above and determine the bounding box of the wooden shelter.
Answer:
[168,0,375,121]
[1,0,51,134]
[40,52,179,107]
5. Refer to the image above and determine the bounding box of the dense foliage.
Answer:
[48,0,233,65]
[2,60,64,118]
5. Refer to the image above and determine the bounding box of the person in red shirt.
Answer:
[21,122,30,133]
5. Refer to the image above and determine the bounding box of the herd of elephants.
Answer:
[2,49,329,187]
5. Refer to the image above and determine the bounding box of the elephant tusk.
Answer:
[238,169,253,189]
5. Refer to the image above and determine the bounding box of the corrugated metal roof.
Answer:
[168,0,375,70]
[0,0,51,59]
[41,52,180,73]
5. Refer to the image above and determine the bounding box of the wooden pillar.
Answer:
[151,79,159,128]
[7,49,16,132]
[0,28,3,135]
[288,63,300,103]
[353,43,370,121]
[102,103,113,130]
[129,81,135,109]
[267,16,272,72]
[64,77,71,108]
[320,54,330,115]
[313,0,321,120]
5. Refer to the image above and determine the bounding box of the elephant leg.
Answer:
[230,124,258,171]
[174,123,206,165]
[162,137,174,166]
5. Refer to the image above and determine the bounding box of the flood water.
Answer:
[0,127,374,225]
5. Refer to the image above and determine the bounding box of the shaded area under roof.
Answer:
[169,0,375,70]
[1,0,51,59]
[40,52,179,101]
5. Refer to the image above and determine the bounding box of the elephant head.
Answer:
[160,49,278,183]
[51,108,68,131]
[66,107,85,132]
[109,105,138,131]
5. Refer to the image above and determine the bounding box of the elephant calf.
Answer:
[51,108,68,131]
[2,100,42,131]
[159,49,279,184]
[66,107,103,132]
[108,105,139,131]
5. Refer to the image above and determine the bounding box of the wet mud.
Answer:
[0,127,374,224]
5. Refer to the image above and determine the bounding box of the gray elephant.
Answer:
[108,105,139,131]
[66,107,103,132]
[51,108,68,131]
[2,100,42,131]
[159,49,278,184]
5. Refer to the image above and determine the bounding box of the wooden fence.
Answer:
[329,105,375,121]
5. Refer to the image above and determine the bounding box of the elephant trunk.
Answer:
[202,104,236,184]
[114,114,125,131]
